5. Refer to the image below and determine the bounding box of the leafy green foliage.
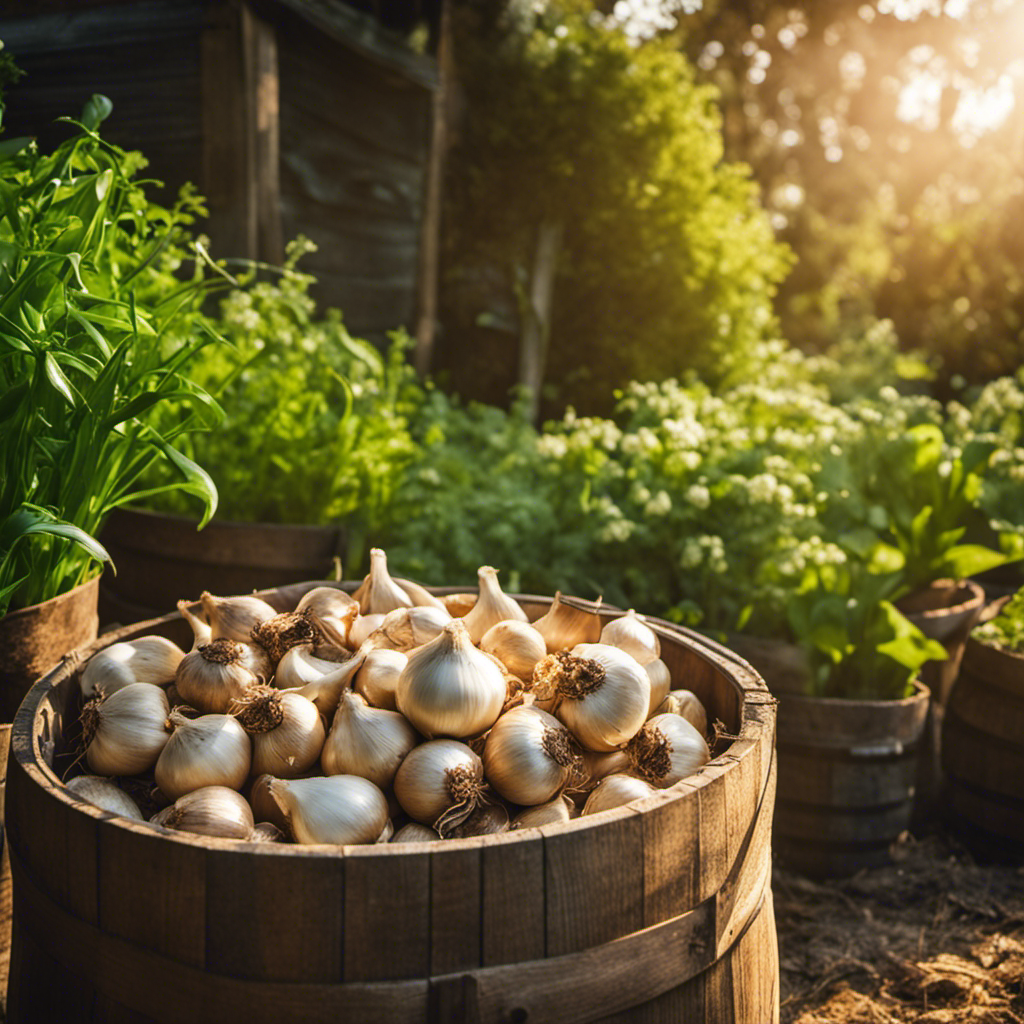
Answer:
[0,94,222,614]
[974,587,1024,654]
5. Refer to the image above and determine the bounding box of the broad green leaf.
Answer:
[43,352,77,406]
[151,437,218,527]
[943,543,1009,580]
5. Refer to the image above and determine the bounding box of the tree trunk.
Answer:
[518,219,564,423]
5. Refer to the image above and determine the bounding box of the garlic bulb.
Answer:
[250,610,316,666]
[391,822,440,843]
[446,801,510,838]
[482,705,584,806]
[200,591,278,642]
[81,683,170,776]
[274,642,358,691]
[321,690,418,790]
[289,651,366,718]
[581,773,658,816]
[80,637,185,698]
[579,749,631,790]
[644,658,672,718]
[626,713,710,788]
[153,785,254,839]
[396,620,506,739]
[393,739,488,835]
[65,775,144,820]
[268,775,389,846]
[531,592,604,653]
[155,709,251,800]
[175,638,272,713]
[599,609,661,667]
[177,599,212,650]
[248,773,292,834]
[351,548,414,615]
[353,648,407,710]
[295,586,360,644]
[533,643,650,752]
[250,822,286,843]
[479,620,547,681]
[655,689,708,736]
[233,687,325,779]
[460,566,528,643]
[360,605,452,653]
[512,794,576,830]
[442,593,478,618]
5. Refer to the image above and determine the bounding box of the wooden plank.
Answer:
[206,844,343,982]
[480,830,545,967]
[344,845,430,981]
[542,807,644,957]
[691,762,731,904]
[429,839,481,975]
[639,786,701,929]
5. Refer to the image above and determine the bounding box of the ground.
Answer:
[776,830,1024,1023]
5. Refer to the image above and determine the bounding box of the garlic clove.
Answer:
[295,586,359,621]
[392,577,447,611]
[359,605,452,654]
[395,619,507,740]
[353,648,408,710]
[644,658,672,719]
[581,773,657,816]
[579,749,631,791]
[177,599,213,651]
[65,775,144,820]
[461,566,528,643]
[654,689,708,736]
[531,592,604,653]
[348,612,386,650]
[80,636,186,698]
[479,619,547,681]
[289,651,366,719]
[153,785,255,839]
[233,687,326,779]
[200,591,278,643]
[249,773,292,836]
[81,683,171,776]
[175,638,272,714]
[268,775,389,846]
[625,713,710,788]
[274,642,359,691]
[321,689,419,790]
[600,609,661,667]
[511,794,576,830]
[391,822,440,843]
[351,548,414,615]
[154,709,252,801]
[250,821,286,843]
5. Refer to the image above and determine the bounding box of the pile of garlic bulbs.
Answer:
[70,548,711,846]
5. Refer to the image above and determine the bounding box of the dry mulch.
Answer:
[776,830,1024,1023]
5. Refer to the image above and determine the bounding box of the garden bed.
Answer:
[777,829,1024,1023]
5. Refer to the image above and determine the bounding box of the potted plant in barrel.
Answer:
[98,241,426,623]
[0,93,220,714]
[771,555,949,878]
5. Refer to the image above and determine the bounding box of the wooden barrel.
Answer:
[941,637,1024,857]
[97,507,344,624]
[5,585,778,1024]
[773,684,930,878]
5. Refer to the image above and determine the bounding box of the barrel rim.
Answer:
[11,581,775,859]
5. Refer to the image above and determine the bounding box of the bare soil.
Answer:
[776,830,1024,1023]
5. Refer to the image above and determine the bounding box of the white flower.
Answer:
[644,491,672,516]
[685,484,711,510]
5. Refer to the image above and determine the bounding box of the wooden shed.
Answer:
[0,0,443,344]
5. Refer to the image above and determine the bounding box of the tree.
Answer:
[436,0,792,418]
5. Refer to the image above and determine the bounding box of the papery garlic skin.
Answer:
[535,643,650,753]
[249,773,292,835]
[321,690,419,790]
[654,689,708,736]
[361,605,452,653]
[155,710,252,801]
[175,639,271,713]
[461,566,528,643]
[512,794,576,830]
[482,705,581,806]
[393,738,486,832]
[295,586,358,623]
[581,773,657,816]
[200,591,277,642]
[81,637,185,698]
[274,642,358,691]
[441,593,478,618]
[479,620,547,681]
[599,609,661,667]
[178,599,213,651]
[154,785,255,840]
[353,648,407,710]
[351,548,414,615]
[289,652,365,718]
[396,620,506,739]
[391,822,440,843]
[644,658,672,719]
[65,775,144,820]
[531,592,604,653]
[269,775,389,846]
[236,690,325,779]
[626,713,710,788]
[82,683,170,776]
[349,613,386,651]
[579,749,632,791]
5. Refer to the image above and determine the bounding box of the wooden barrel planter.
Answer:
[941,637,1024,859]
[773,683,930,879]
[97,508,344,625]
[5,585,779,1024]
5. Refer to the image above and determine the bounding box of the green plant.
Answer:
[786,558,948,700]
[0,95,221,615]
[973,587,1024,654]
